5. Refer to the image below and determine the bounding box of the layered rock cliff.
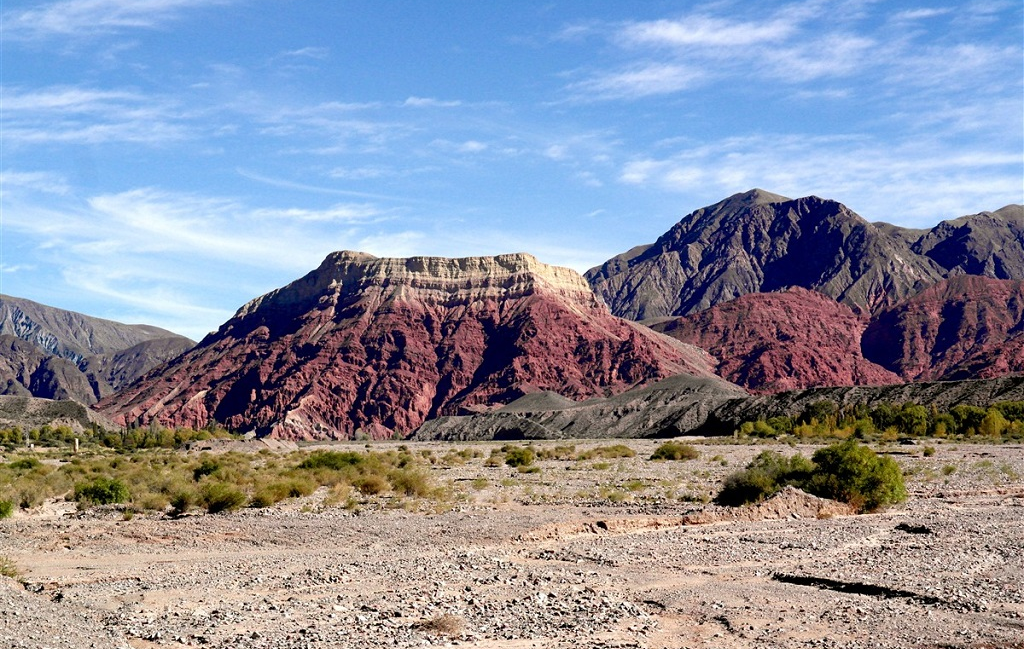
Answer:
[100,251,722,439]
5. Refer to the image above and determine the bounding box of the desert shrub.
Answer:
[414,613,464,635]
[922,446,936,457]
[8,457,41,471]
[250,478,316,508]
[0,500,13,519]
[298,451,365,470]
[74,476,130,505]
[503,446,535,468]
[199,482,246,514]
[576,444,636,460]
[650,442,699,461]
[354,474,389,496]
[536,444,576,460]
[388,468,432,497]
[0,556,19,579]
[806,440,907,512]
[715,451,814,506]
[192,458,220,481]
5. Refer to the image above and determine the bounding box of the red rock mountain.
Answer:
[100,251,721,439]
[861,276,1024,381]
[586,190,946,320]
[652,287,901,393]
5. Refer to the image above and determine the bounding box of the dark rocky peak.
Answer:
[912,204,1024,279]
[586,190,944,319]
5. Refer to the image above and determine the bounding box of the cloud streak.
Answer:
[3,0,235,40]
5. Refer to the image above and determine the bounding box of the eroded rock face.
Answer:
[0,295,194,403]
[651,287,901,393]
[861,276,1024,381]
[100,251,721,439]
[586,189,946,319]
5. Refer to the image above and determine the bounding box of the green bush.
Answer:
[74,477,130,505]
[806,440,907,512]
[715,451,814,506]
[715,441,906,513]
[0,500,13,519]
[8,457,41,471]
[298,451,365,470]
[192,458,220,481]
[650,442,700,461]
[200,482,246,514]
[503,446,535,468]
[169,489,196,516]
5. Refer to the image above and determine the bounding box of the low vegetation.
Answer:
[716,440,907,512]
[0,446,444,518]
[650,442,700,461]
[734,399,1024,442]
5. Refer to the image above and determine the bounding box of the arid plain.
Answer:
[1,439,1022,649]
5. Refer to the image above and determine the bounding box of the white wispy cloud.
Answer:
[3,0,235,40]
[0,186,403,336]
[620,16,796,48]
[563,2,1019,100]
[0,171,71,195]
[403,96,463,108]
[892,8,953,21]
[568,62,704,100]
[280,46,329,59]
[1,85,195,145]
[617,133,1022,225]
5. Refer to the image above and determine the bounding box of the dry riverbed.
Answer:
[1,439,1022,649]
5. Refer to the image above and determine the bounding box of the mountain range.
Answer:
[0,295,194,405]
[3,189,1022,440]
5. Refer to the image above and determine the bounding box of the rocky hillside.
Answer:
[0,295,194,404]
[414,374,1024,441]
[586,189,946,319]
[587,190,1023,320]
[100,251,723,440]
[912,205,1024,278]
[862,276,1024,382]
[651,287,901,393]
[653,277,1024,392]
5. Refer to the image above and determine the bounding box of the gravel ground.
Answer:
[0,439,1022,649]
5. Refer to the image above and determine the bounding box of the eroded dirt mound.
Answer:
[685,486,856,524]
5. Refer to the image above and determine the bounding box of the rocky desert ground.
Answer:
[1,439,1022,649]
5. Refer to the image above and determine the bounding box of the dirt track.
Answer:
[1,440,1022,648]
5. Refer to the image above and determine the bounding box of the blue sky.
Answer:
[1,0,1021,340]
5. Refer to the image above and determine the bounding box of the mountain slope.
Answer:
[0,295,194,403]
[652,287,901,392]
[585,189,946,319]
[861,275,1024,381]
[912,204,1024,279]
[99,251,724,439]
